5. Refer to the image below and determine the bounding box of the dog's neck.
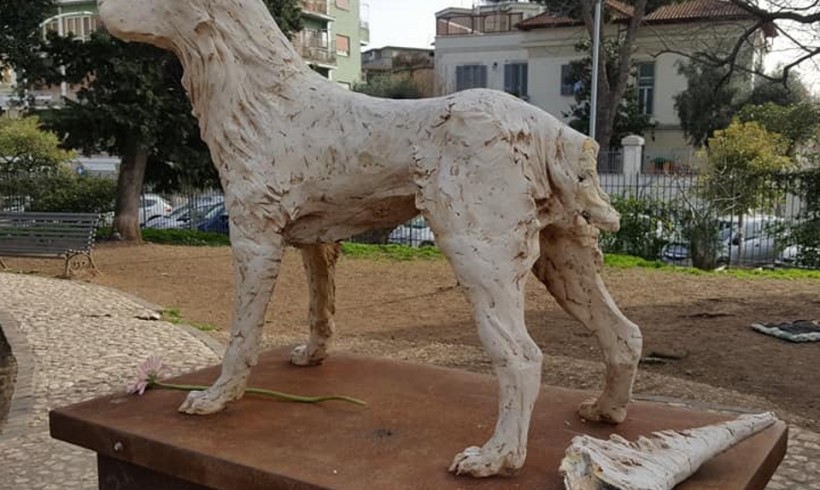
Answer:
[169,0,334,172]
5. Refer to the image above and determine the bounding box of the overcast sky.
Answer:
[367,0,474,49]
[365,1,818,93]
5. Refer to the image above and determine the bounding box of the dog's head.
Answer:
[98,0,272,50]
[554,134,620,232]
[98,0,187,48]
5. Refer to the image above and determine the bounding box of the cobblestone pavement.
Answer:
[0,272,818,489]
[0,273,222,490]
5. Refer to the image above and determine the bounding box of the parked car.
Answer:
[661,214,785,266]
[388,216,436,247]
[139,194,173,226]
[777,217,820,267]
[197,203,230,234]
[145,200,223,230]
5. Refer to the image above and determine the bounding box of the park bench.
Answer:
[0,212,101,277]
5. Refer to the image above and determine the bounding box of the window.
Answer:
[42,15,98,41]
[560,64,583,96]
[637,62,655,116]
[455,65,487,91]
[504,63,528,98]
[336,34,350,56]
[335,0,350,10]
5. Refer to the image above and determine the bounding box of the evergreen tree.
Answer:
[40,1,303,241]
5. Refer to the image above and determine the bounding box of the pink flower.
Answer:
[127,356,165,395]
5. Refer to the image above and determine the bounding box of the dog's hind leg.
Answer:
[532,224,642,424]
[179,234,285,415]
[291,243,341,366]
[434,219,543,477]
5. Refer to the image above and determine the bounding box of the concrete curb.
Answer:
[0,309,36,440]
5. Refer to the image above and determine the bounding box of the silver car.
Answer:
[388,216,436,248]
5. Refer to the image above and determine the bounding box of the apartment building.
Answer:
[297,0,368,88]
[1,0,366,110]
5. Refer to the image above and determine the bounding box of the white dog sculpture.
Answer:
[99,0,643,477]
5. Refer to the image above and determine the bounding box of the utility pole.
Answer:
[589,0,602,140]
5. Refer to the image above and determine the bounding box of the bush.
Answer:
[28,170,117,214]
[353,76,423,99]
[599,195,674,260]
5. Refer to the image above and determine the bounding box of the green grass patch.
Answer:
[190,321,219,332]
[604,254,672,270]
[604,253,820,280]
[141,228,229,246]
[96,227,229,246]
[340,242,443,261]
[161,308,220,331]
[160,307,184,325]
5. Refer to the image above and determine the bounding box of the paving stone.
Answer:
[0,273,221,489]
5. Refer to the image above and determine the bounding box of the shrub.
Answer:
[28,170,117,214]
[599,195,674,260]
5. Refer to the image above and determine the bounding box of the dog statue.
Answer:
[99,0,642,477]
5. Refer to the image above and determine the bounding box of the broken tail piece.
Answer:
[559,412,778,490]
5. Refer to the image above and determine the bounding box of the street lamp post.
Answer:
[589,0,603,141]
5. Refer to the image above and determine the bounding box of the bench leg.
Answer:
[0,258,7,271]
[64,252,98,278]
[88,253,101,277]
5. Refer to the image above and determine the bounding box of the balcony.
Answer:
[436,12,525,36]
[360,20,370,45]
[295,30,336,67]
[301,0,332,19]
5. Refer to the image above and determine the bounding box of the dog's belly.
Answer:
[282,193,418,245]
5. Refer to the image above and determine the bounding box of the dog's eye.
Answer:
[578,175,586,183]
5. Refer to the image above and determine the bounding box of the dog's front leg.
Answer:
[179,233,284,415]
[533,225,642,423]
[437,232,543,477]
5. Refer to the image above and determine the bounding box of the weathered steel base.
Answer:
[50,348,787,490]
[99,456,214,490]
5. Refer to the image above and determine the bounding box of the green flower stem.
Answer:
[151,381,367,406]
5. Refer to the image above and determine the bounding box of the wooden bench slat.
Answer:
[0,212,100,219]
[0,250,67,257]
[0,221,99,228]
[0,229,97,237]
[0,222,98,228]
[0,243,92,252]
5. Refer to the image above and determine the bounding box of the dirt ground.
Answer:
[5,243,820,430]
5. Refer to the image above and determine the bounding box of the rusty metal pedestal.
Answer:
[50,348,787,490]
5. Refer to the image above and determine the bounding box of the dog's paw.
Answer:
[578,397,627,424]
[290,344,327,367]
[448,445,523,477]
[178,389,231,415]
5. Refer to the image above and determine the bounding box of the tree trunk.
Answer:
[579,0,649,151]
[112,140,149,242]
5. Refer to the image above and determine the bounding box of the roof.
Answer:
[644,0,752,22]
[518,0,758,30]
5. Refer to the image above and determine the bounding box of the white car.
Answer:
[388,216,436,247]
[661,214,785,266]
[139,194,173,226]
[145,199,223,230]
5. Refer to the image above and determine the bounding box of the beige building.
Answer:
[297,0,367,88]
[362,46,435,97]
[434,0,773,154]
